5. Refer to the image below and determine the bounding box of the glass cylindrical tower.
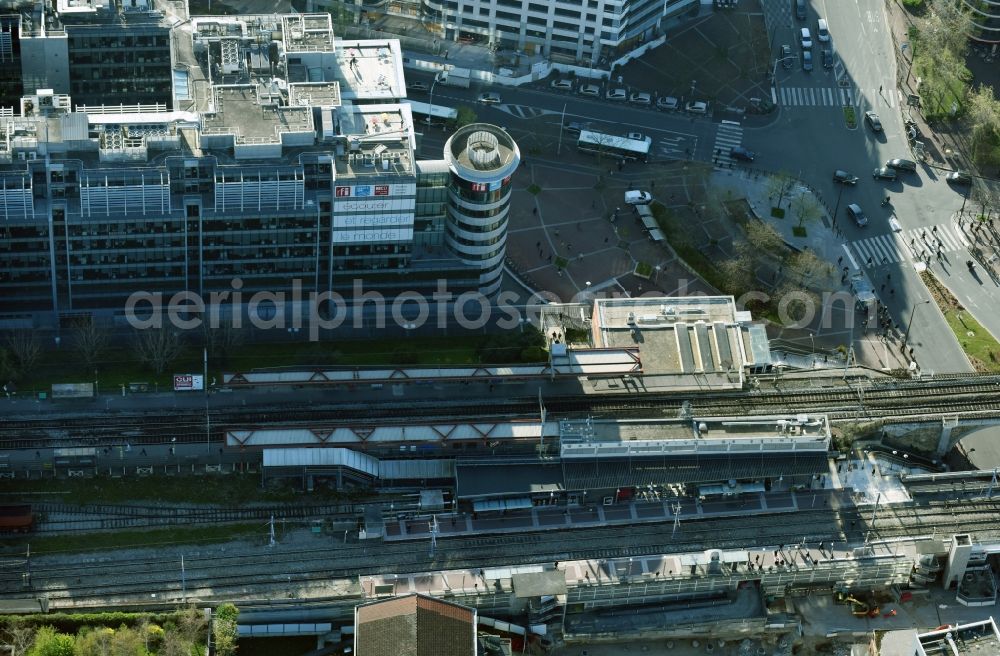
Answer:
[443,123,520,296]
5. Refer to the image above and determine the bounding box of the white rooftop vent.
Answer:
[467,130,501,170]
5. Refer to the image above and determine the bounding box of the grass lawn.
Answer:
[0,474,377,505]
[1,523,266,555]
[650,203,725,291]
[634,262,653,278]
[843,106,857,128]
[922,270,1000,372]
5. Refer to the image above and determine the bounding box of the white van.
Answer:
[625,190,652,205]
[817,19,830,42]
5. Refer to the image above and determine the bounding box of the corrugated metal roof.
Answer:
[60,113,89,141]
[379,459,454,480]
[262,447,378,475]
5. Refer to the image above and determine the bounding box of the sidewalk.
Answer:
[709,168,912,372]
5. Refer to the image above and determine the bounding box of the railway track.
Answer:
[3,374,1000,449]
[29,501,390,533]
[5,499,1000,605]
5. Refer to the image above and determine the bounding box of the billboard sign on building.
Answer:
[334,183,416,198]
[173,374,204,391]
[51,383,95,399]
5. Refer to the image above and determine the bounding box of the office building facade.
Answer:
[418,0,697,63]
[0,9,519,329]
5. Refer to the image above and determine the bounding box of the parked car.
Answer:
[606,87,627,101]
[822,49,833,69]
[407,81,430,92]
[686,100,709,114]
[865,111,882,132]
[550,78,574,91]
[833,170,858,185]
[873,166,897,181]
[802,51,813,71]
[478,92,502,105]
[886,158,917,173]
[846,203,869,227]
[947,171,973,185]
[629,91,652,105]
[730,146,756,162]
[801,27,813,49]
[656,95,679,110]
[781,44,793,68]
[562,121,589,136]
[579,84,601,97]
[817,18,830,42]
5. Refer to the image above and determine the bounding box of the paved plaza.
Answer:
[506,157,716,303]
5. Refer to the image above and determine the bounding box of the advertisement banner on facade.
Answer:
[173,374,204,391]
[51,383,95,399]
[334,183,416,198]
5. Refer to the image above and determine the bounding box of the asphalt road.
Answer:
[407,0,977,373]
[754,0,973,373]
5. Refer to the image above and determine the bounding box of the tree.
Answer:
[2,625,36,656]
[204,319,245,366]
[26,627,74,656]
[213,604,240,656]
[784,249,826,286]
[791,193,823,229]
[744,220,786,257]
[4,330,41,379]
[967,84,1000,168]
[72,627,113,656]
[453,105,477,130]
[716,255,754,295]
[765,172,796,208]
[71,319,110,371]
[132,328,184,375]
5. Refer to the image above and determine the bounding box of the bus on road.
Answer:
[402,99,458,125]
[577,130,652,162]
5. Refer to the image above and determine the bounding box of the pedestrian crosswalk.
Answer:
[848,221,968,267]
[712,122,743,167]
[779,86,856,107]
[777,87,896,109]
[502,104,548,119]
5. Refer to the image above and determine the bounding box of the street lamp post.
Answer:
[902,299,931,351]
[427,76,439,128]
[832,183,845,230]
[771,56,798,89]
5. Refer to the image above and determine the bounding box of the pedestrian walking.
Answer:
[890,288,895,296]
[837,256,843,265]
[879,84,883,93]
[932,226,938,233]
[532,207,537,215]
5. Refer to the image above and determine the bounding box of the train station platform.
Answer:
[382,488,857,541]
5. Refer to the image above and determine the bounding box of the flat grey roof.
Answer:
[512,570,566,598]
[455,462,564,499]
[562,452,829,490]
